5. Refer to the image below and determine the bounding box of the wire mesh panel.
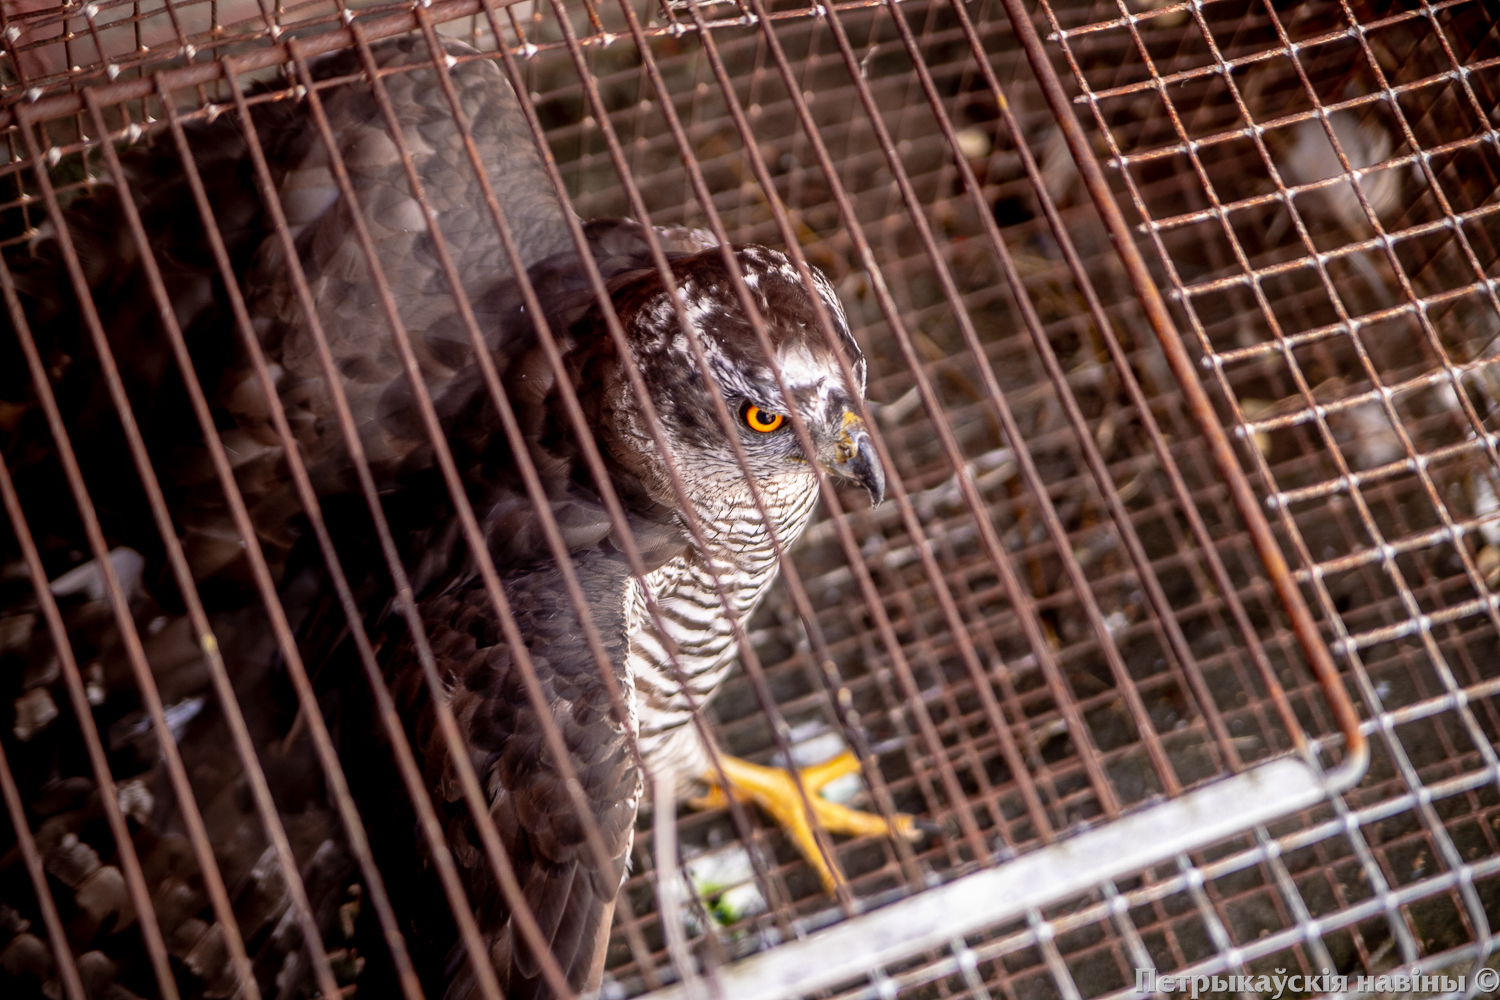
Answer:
[1027,0,1500,998]
[0,1,1422,1000]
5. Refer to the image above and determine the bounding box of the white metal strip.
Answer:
[641,757,1334,1000]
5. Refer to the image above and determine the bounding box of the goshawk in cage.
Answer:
[0,1,1496,1000]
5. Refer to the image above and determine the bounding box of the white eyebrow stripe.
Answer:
[772,343,835,389]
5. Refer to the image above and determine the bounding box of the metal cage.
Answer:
[0,1,1493,999]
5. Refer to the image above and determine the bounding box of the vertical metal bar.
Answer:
[1002,0,1367,781]
[1028,908,1084,1000]
[653,769,703,1000]
[16,103,328,1000]
[339,20,661,976]
[533,0,886,910]
[476,0,874,923]
[218,52,577,1000]
[1,161,229,1000]
[606,0,961,880]
[866,0,1228,783]
[1248,825,1338,976]
[889,0,1267,769]
[80,83,426,1000]
[731,0,1124,825]
[0,463,88,1000]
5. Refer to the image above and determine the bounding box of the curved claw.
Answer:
[694,751,923,893]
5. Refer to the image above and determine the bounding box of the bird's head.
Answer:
[583,244,883,523]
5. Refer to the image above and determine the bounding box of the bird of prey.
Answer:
[0,33,914,1000]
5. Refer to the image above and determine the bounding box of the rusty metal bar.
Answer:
[11,2,1475,998]
[0,460,90,1000]
[727,0,1127,825]
[566,0,945,895]
[675,0,1050,854]
[15,102,339,1000]
[530,0,938,912]
[150,75,544,1000]
[1002,0,1367,780]
[80,84,425,1000]
[811,0,1190,794]
[476,0,916,923]
[933,0,1306,751]
[218,48,579,999]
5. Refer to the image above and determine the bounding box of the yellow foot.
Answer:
[691,751,922,893]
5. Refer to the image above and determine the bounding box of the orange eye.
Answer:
[743,405,785,433]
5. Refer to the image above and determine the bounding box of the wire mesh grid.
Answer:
[1025,0,1500,997]
[4,0,1483,999]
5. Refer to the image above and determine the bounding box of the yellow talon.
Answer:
[693,751,921,893]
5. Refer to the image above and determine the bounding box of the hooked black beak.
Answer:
[824,411,885,506]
